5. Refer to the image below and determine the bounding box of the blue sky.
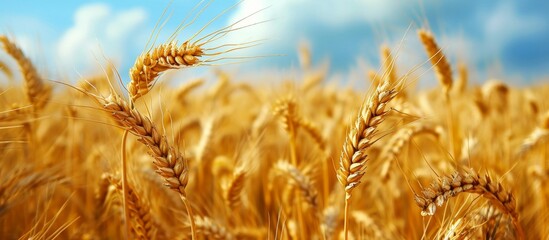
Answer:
[0,0,548,85]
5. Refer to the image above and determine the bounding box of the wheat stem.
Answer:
[444,94,458,162]
[343,194,350,240]
[120,130,131,240]
[181,195,196,240]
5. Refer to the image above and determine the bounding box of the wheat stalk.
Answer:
[195,116,215,164]
[337,79,399,240]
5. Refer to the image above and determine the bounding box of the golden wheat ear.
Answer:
[224,167,246,209]
[106,175,155,240]
[454,62,468,93]
[337,75,402,240]
[0,35,51,111]
[381,45,397,85]
[128,41,204,101]
[414,168,524,239]
[127,1,266,103]
[517,110,549,156]
[417,29,453,96]
[96,92,189,195]
[0,60,13,80]
[379,123,442,182]
[274,161,318,209]
[191,216,234,239]
[337,79,400,197]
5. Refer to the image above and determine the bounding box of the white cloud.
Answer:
[57,3,147,75]
[222,0,549,84]
[222,0,407,57]
[484,1,545,52]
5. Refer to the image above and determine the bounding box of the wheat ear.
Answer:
[0,60,13,79]
[517,111,549,156]
[302,72,324,93]
[275,161,318,209]
[0,104,32,122]
[337,80,399,194]
[337,79,399,240]
[193,216,234,240]
[414,168,524,239]
[225,168,246,209]
[0,167,64,215]
[417,30,453,95]
[176,78,205,102]
[107,175,154,240]
[321,206,338,240]
[380,123,441,181]
[381,45,397,85]
[455,62,468,93]
[91,91,197,238]
[298,118,326,150]
[273,97,326,150]
[93,92,189,194]
[367,70,381,87]
[298,42,312,70]
[0,35,51,110]
[481,80,510,115]
[273,96,300,165]
[273,97,311,239]
[418,29,460,158]
[128,41,204,101]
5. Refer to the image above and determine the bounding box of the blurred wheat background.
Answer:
[0,1,548,239]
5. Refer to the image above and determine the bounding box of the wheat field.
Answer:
[0,3,548,240]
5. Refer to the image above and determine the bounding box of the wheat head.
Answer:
[0,35,51,110]
[417,30,453,95]
[128,41,204,101]
[337,79,399,197]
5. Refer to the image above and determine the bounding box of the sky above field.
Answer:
[0,0,548,85]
